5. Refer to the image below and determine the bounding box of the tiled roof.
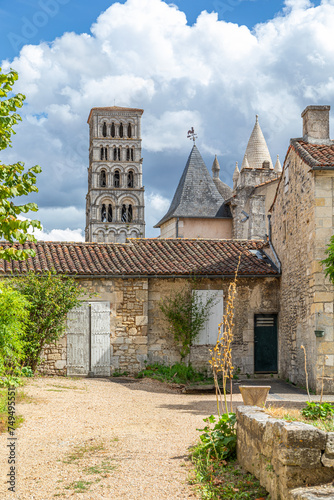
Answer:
[0,240,279,277]
[291,139,334,168]
[155,145,228,227]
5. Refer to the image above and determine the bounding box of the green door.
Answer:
[254,314,278,373]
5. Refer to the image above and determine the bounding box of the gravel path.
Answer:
[0,377,221,500]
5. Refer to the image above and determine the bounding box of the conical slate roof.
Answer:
[155,145,226,227]
[241,115,273,169]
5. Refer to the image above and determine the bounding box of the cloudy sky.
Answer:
[0,0,332,240]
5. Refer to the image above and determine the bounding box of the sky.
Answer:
[0,0,330,240]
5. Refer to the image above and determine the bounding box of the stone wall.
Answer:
[148,276,279,374]
[39,274,279,376]
[271,148,334,393]
[237,406,334,500]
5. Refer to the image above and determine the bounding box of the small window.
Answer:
[100,170,106,187]
[100,147,107,160]
[130,148,134,161]
[117,147,121,161]
[102,122,107,137]
[107,204,113,222]
[119,123,123,138]
[127,123,132,138]
[100,147,104,160]
[121,204,127,222]
[127,171,134,188]
[126,147,130,161]
[113,147,117,161]
[101,204,107,222]
[111,122,115,137]
[114,170,120,188]
[128,204,133,222]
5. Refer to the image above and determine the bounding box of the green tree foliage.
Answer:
[11,270,83,371]
[0,282,29,377]
[322,235,334,284]
[0,67,42,261]
[159,286,216,361]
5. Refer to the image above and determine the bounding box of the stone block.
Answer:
[55,360,66,370]
[128,327,137,335]
[136,315,148,326]
[132,336,148,344]
[276,446,321,467]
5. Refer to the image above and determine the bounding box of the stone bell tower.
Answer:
[85,106,145,243]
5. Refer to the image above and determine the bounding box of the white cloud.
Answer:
[32,227,84,242]
[2,0,334,238]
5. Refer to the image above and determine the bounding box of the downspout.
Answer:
[267,214,281,274]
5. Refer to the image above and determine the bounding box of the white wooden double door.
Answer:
[66,302,111,376]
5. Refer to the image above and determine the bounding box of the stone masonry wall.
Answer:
[39,274,279,376]
[148,276,279,374]
[237,406,334,500]
[39,277,148,376]
[271,149,334,392]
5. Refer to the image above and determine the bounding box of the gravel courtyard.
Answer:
[0,376,220,500]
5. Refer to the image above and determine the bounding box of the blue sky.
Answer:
[0,0,330,240]
[1,1,295,60]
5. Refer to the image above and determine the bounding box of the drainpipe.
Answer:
[267,214,281,274]
[176,217,179,238]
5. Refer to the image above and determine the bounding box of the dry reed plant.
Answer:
[300,345,311,402]
[209,255,241,416]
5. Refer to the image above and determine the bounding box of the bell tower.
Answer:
[85,106,145,243]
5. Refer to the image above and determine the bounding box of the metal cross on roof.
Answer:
[187,127,198,143]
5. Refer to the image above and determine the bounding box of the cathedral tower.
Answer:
[85,106,145,243]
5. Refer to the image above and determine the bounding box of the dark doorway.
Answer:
[254,314,278,373]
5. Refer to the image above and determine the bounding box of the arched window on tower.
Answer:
[117,147,121,161]
[111,122,115,137]
[127,123,132,138]
[121,204,133,222]
[114,170,120,188]
[101,204,107,222]
[119,123,123,138]
[102,122,107,137]
[127,171,134,188]
[128,204,133,222]
[130,148,134,161]
[100,147,107,160]
[126,147,130,161]
[121,204,127,222]
[113,147,117,161]
[100,170,107,187]
[107,204,113,222]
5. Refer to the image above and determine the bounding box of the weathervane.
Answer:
[187,127,198,144]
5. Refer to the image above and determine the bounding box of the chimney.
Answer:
[301,105,331,144]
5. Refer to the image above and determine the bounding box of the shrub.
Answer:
[301,401,334,421]
[193,413,237,462]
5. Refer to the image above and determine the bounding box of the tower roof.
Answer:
[241,115,273,169]
[87,106,144,123]
[155,145,227,227]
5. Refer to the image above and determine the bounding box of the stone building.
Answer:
[0,239,279,378]
[270,105,334,393]
[157,115,282,241]
[85,106,145,243]
[154,145,233,239]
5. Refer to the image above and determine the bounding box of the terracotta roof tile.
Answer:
[291,139,334,168]
[0,239,279,277]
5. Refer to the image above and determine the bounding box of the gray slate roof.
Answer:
[155,146,230,227]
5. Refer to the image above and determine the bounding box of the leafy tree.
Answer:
[0,282,29,377]
[0,67,42,261]
[159,286,216,362]
[11,270,83,371]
